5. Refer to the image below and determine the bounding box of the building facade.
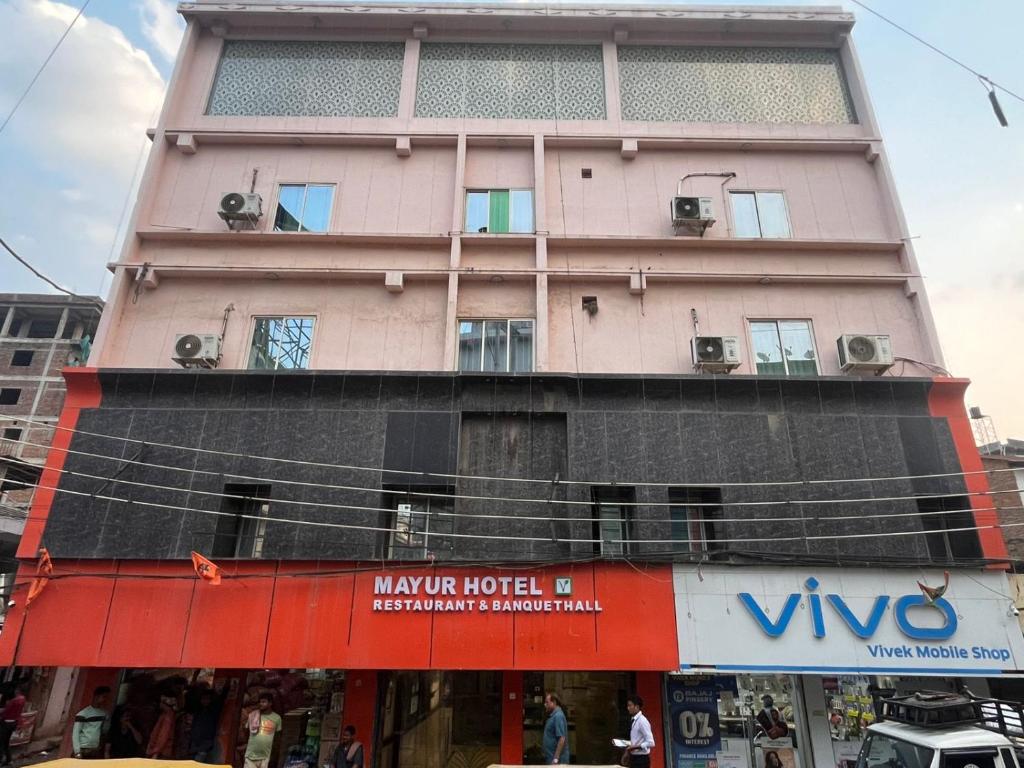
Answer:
[0,4,1017,768]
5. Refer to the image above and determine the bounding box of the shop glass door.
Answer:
[522,672,634,766]
[667,675,803,768]
[377,672,501,768]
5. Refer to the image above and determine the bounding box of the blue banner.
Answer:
[667,678,728,768]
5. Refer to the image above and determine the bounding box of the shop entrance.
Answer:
[667,674,803,768]
[522,672,634,765]
[377,672,501,768]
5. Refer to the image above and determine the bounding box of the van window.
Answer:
[858,733,934,768]
[942,751,998,768]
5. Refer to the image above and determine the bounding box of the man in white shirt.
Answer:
[625,695,655,768]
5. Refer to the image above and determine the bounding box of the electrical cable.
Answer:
[4,415,1020,491]
[7,476,1024,549]
[11,434,1024,522]
[846,0,1024,106]
[0,0,93,134]
[0,237,104,309]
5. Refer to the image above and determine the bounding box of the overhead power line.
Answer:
[0,237,104,309]
[8,477,1024,550]
[5,415,1019,492]
[0,0,93,135]
[16,448,1023,529]
[11,434,1024,522]
[847,0,1020,124]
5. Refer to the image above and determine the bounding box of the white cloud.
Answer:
[139,0,184,63]
[0,0,167,295]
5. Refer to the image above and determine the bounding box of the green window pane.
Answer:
[488,189,510,234]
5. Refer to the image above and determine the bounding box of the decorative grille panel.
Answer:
[207,40,405,117]
[618,46,856,124]
[415,43,606,120]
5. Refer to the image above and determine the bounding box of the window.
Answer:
[248,316,314,370]
[465,189,534,234]
[458,319,533,373]
[26,318,60,338]
[592,487,634,556]
[917,496,982,562]
[857,733,933,768]
[2,428,21,442]
[730,191,791,238]
[750,320,818,376]
[0,389,20,405]
[387,492,454,561]
[274,184,334,232]
[212,484,271,558]
[10,351,33,367]
[669,487,723,553]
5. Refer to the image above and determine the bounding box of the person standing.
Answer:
[190,686,227,762]
[147,695,178,759]
[107,709,143,759]
[543,692,570,765]
[72,686,111,759]
[330,725,364,768]
[0,686,26,766]
[244,693,282,768]
[624,695,655,768]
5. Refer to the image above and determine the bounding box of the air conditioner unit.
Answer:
[837,334,894,374]
[691,335,741,373]
[671,196,715,235]
[217,192,262,224]
[172,333,221,368]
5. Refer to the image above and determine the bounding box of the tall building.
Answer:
[0,295,101,582]
[3,3,1021,767]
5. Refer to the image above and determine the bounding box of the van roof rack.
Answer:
[880,691,1024,740]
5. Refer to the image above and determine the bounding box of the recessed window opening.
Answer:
[458,319,534,373]
[212,483,272,559]
[750,320,818,376]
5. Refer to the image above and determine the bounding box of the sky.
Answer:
[0,0,1021,438]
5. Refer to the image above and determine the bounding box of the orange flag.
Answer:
[191,551,222,585]
[26,548,54,606]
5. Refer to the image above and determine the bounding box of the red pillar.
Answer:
[501,672,524,764]
[342,671,378,768]
[637,672,666,768]
[928,378,1010,564]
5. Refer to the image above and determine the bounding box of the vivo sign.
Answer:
[738,577,956,641]
[674,566,1024,674]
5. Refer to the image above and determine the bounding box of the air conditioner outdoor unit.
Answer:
[671,196,715,235]
[173,333,221,368]
[692,335,741,373]
[837,334,894,374]
[217,192,262,224]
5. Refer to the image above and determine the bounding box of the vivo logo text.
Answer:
[738,577,957,641]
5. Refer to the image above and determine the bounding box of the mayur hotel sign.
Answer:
[372,574,603,614]
[674,566,1024,675]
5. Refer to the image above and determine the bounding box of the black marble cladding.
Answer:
[40,370,972,564]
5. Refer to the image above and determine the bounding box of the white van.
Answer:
[857,693,1023,768]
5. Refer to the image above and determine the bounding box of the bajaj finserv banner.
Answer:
[674,567,1024,675]
[667,677,733,768]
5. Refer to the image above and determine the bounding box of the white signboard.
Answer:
[674,566,1024,675]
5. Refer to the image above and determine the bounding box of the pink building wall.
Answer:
[92,4,944,380]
